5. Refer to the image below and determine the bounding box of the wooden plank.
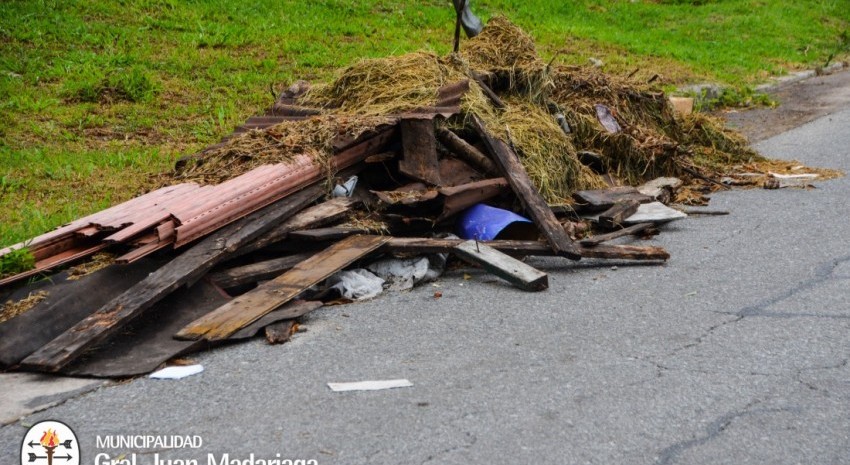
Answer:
[176,235,388,341]
[229,300,323,340]
[573,187,652,212]
[398,119,442,185]
[470,115,581,260]
[435,127,499,176]
[287,228,370,242]
[19,186,324,372]
[208,253,314,289]
[62,278,230,377]
[637,177,683,203]
[454,240,548,291]
[598,199,641,229]
[234,196,362,257]
[579,223,654,246]
[265,320,298,344]
[386,237,669,261]
[437,178,509,221]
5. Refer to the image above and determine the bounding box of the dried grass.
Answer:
[173,115,390,184]
[497,98,606,204]
[66,252,115,280]
[0,290,48,324]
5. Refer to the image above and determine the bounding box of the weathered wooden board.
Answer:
[287,228,370,242]
[208,253,314,289]
[399,119,441,185]
[437,178,509,221]
[573,187,652,212]
[579,223,654,247]
[265,320,298,344]
[19,186,323,372]
[598,199,641,229]
[435,127,499,176]
[0,258,166,367]
[62,279,230,378]
[454,240,548,291]
[228,300,323,340]
[176,235,389,341]
[637,177,682,203]
[235,191,362,257]
[471,116,581,260]
[387,237,669,261]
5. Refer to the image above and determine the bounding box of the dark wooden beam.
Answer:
[470,115,581,260]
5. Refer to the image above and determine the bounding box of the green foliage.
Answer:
[0,247,35,277]
[63,66,160,103]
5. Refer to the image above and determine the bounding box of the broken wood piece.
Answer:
[437,178,509,221]
[472,72,506,109]
[386,238,669,261]
[19,186,324,372]
[372,185,439,206]
[265,320,297,344]
[435,127,499,176]
[623,201,687,225]
[208,253,314,289]
[235,194,362,257]
[454,240,548,291]
[579,223,654,246]
[364,152,396,163]
[637,177,683,203]
[598,199,641,229]
[176,235,389,341]
[229,301,323,340]
[471,115,581,260]
[573,187,652,212]
[399,119,441,185]
[287,228,371,242]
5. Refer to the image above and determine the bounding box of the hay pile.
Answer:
[174,115,391,185]
[178,15,823,204]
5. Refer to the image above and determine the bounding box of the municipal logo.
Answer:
[20,420,80,465]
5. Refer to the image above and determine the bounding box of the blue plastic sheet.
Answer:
[457,204,532,241]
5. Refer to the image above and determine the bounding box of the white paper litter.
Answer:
[332,175,358,197]
[326,268,385,300]
[149,364,204,380]
[327,379,413,392]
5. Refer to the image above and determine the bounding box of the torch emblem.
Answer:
[20,421,80,465]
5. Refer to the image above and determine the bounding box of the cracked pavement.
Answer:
[2,96,850,464]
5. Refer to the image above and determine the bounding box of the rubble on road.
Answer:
[0,17,839,378]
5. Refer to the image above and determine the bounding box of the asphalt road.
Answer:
[2,104,849,464]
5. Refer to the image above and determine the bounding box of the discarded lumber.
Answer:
[235,194,362,257]
[573,187,652,212]
[637,177,682,203]
[471,115,581,260]
[399,119,442,185]
[229,301,323,340]
[62,278,230,377]
[0,257,167,367]
[598,199,641,229]
[288,228,370,242]
[579,223,654,247]
[437,178,509,221]
[176,235,389,341]
[386,238,669,261]
[454,240,548,291]
[209,252,314,289]
[435,127,499,176]
[19,186,324,372]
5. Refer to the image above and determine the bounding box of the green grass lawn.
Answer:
[1,0,848,247]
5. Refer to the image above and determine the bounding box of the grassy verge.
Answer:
[1,0,848,247]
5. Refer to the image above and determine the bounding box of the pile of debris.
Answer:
[0,17,834,378]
